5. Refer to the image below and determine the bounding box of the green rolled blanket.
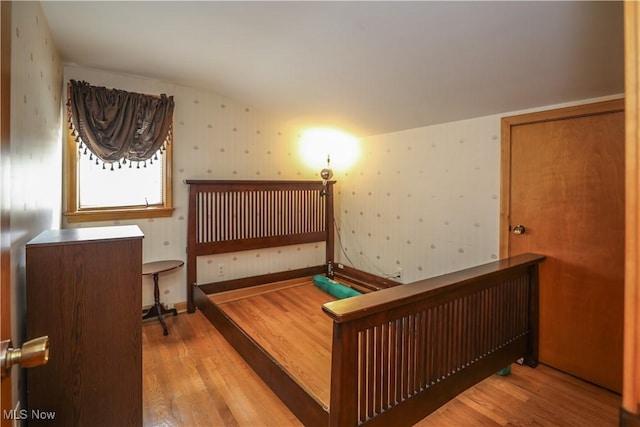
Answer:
[313,275,362,299]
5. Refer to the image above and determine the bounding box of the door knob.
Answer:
[1,336,49,378]
[513,224,526,235]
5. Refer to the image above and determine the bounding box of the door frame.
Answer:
[499,98,626,258]
[624,1,640,422]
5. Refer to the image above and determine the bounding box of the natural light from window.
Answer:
[78,156,163,209]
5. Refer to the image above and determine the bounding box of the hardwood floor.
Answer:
[143,310,300,427]
[216,282,335,406]
[143,311,621,427]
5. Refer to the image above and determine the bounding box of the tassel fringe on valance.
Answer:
[67,80,175,170]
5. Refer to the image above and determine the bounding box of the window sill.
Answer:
[64,206,174,223]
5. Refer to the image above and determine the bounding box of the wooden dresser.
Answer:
[25,225,144,426]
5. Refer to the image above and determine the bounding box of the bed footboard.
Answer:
[323,253,545,426]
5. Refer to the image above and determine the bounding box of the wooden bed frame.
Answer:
[185,179,546,426]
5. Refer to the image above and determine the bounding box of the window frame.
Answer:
[63,125,174,223]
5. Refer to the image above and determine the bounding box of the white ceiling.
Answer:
[41,1,624,137]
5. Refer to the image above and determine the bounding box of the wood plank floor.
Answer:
[143,310,621,426]
[216,282,334,406]
[143,309,300,426]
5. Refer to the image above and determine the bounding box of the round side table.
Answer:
[142,259,184,336]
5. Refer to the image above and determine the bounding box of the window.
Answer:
[64,128,174,223]
[64,81,174,223]
[78,155,164,209]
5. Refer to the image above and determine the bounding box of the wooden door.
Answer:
[501,99,625,393]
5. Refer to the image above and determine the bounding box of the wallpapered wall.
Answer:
[63,66,326,308]
[11,1,62,252]
[10,0,63,397]
[60,56,619,309]
[64,62,504,307]
[338,117,501,284]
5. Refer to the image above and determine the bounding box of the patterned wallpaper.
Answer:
[63,66,325,308]
[60,65,619,309]
[336,117,501,284]
[11,2,63,235]
[64,64,503,308]
[10,0,63,392]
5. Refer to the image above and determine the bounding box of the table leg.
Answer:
[142,272,177,336]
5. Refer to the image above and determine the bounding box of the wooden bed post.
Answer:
[186,182,197,313]
[525,262,540,367]
[325,181,335,277]
[329,321,359,426]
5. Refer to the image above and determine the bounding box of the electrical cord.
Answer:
[333,220,399,279]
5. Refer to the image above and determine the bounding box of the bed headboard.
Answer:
[185,180,335,312]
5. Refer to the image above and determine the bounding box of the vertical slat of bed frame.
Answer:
[388,319,397,411]
[232,190,238,239]
[367,328,375,420]
[238,192,251,239]
[453,299,462,375]
[374,324,383,416]
[258,190,264,237]
[358,331,365,422]
[381,322,389,414]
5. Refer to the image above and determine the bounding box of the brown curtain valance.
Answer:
[67,80,174,168]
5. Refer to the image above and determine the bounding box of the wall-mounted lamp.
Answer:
[320,154,333,197]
